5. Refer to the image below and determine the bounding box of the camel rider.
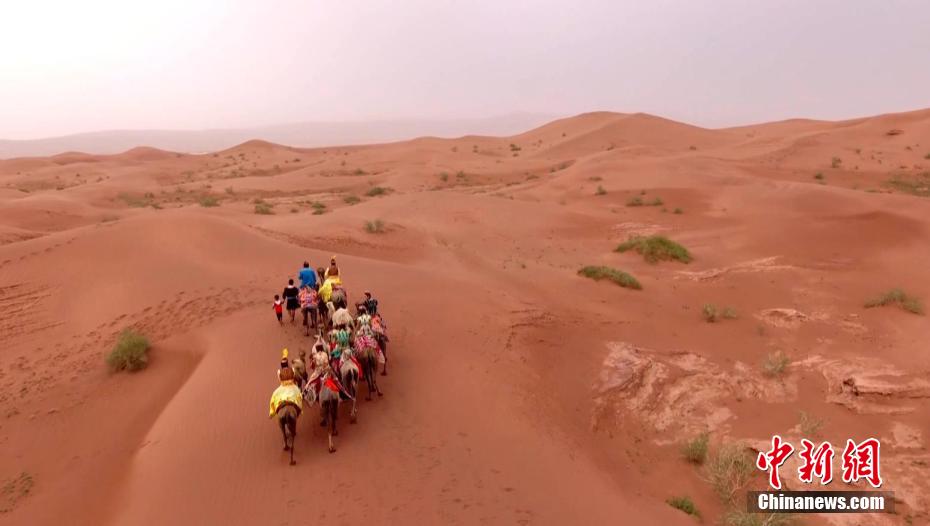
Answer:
[355,303,372,328]
[362,290,378,316]
[298,261,317,290]
[331,283,347,310]
[332,304,354,330]
[329,324,352,370]
[303,339,330,404]
[278,348,296,383]
[292,349,309,389]
[324,256,340,279]
[270,349,302,418]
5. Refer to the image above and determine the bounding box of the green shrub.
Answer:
[626,196,644,207]
[438,172,449,182]
[702,304,719,323]
[343,195,361,205]
[364,219,386,233]
[106,330,150,372]
[595,185,607,196]
[254,202,274,215]
[366,186,391,197]
[706,443,754,504]
[681,432,709,464]
[198,195,220,207]
[615,235,692,264]
[799,411,824,437]
[577,266,641,290]
[649,197,664,206]
[762,351,790,377]
[831,157,842,169]
[814,172,824,180]
[666,496,700,518]
[864,288,924,314]
[725,511,796,526]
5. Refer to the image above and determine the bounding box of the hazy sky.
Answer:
[2,0,929,139]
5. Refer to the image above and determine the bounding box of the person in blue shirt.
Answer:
[298,261,317,290]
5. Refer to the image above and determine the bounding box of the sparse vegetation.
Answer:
[118,192,155,208]
[813,172,824,180]
[254,202,274,215]
[577,266,642,290]
[311,202,327,215]
[354,168,367,176]
[595,185,607,196]
[884,175,930,197]
[762,351,790,378]
[925,152,930,160]
[366,186,391,197]
[106,330,150,372]
[674,208,683,214]
[864,288,924,314]
[649,197,664,206]
[705,443,755,504]
[364,219,386,233]
[666,496,700,519]
[224,186,235,195]
[725,511,796,526]
[615,235,692,264]
[198,195,220,207]
[588,176,603,182]
[702,304,737,322]
[799,411,824,437]
[0,471,34,513]
[831,157,842,169]
[627,196,644,207]
[681,432,709,464]
[438,172,449,182]
[343,195,361,205]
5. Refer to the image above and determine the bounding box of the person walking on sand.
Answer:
[298,261,317,290]
[272,294,284,325]
[283,279,300,323]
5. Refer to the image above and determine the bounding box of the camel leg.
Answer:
[350,394,358,423]
[280,419,290,451]
[328,401,337,453]
[289,419,297,465]
[380,340,388,376]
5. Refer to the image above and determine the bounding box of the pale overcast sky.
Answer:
[1,0,929,139]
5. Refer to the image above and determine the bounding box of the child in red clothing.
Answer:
[273,294,284,324]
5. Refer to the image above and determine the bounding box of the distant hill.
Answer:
[0,114,559,159]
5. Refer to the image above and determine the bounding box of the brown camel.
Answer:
[360,344,383,400]
[318,375,340,453]
[276,402,299,465]
[340,350,359,424]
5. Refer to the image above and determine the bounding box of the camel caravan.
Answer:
[269,256,388,464]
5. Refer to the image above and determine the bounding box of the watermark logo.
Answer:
[756,436,883,490]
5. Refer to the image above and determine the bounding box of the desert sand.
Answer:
[1,110,929,525]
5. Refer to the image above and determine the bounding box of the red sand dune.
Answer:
[1,110,929,525]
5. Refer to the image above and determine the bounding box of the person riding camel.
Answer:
[328,323,352,371]
[354,305,384,362]
[303,339,331,404]
[270,349,302,418]
[292,349,308,389]
[324,256,340,279]
[362,290,378,316]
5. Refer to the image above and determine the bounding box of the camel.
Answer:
[359,343,383,400]
[276,402,299,465]
[318,374,340,453]
[340,349,360,423]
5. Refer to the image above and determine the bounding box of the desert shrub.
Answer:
[595,185,607,196]
[674,208,683,214]
[353,168,367,176]
[799,411,824,437]
[106,330,150,372]
[343,195,361,205]
[762,351,790,377]
[577,266,641,290]
[831,157,842,169]
[681,432,709,464]
[311,201,326,215]
[666,496,700,518]
[706,443,755,504]
[118,192,155,208]
[864,288,924,314]
[438,172,449,182]
[627,196,644,207]
[925,152,930,160]
[615,235,692,264]
[364,219,386,233]
[884,176,930,197]
[703,304,719,322]
[366,186,391,197]
[224,186,235,195]
[254,202,274,215]
[813,172,824,180]
[198,195,219,207]
[649,197,664,206]
[725,511,796,526]
[723,307,738,319]
[588,176,603,182]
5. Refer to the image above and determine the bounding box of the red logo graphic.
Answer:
[797,439,834,485]
[841,438,883,488]
[756,435,795,490]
